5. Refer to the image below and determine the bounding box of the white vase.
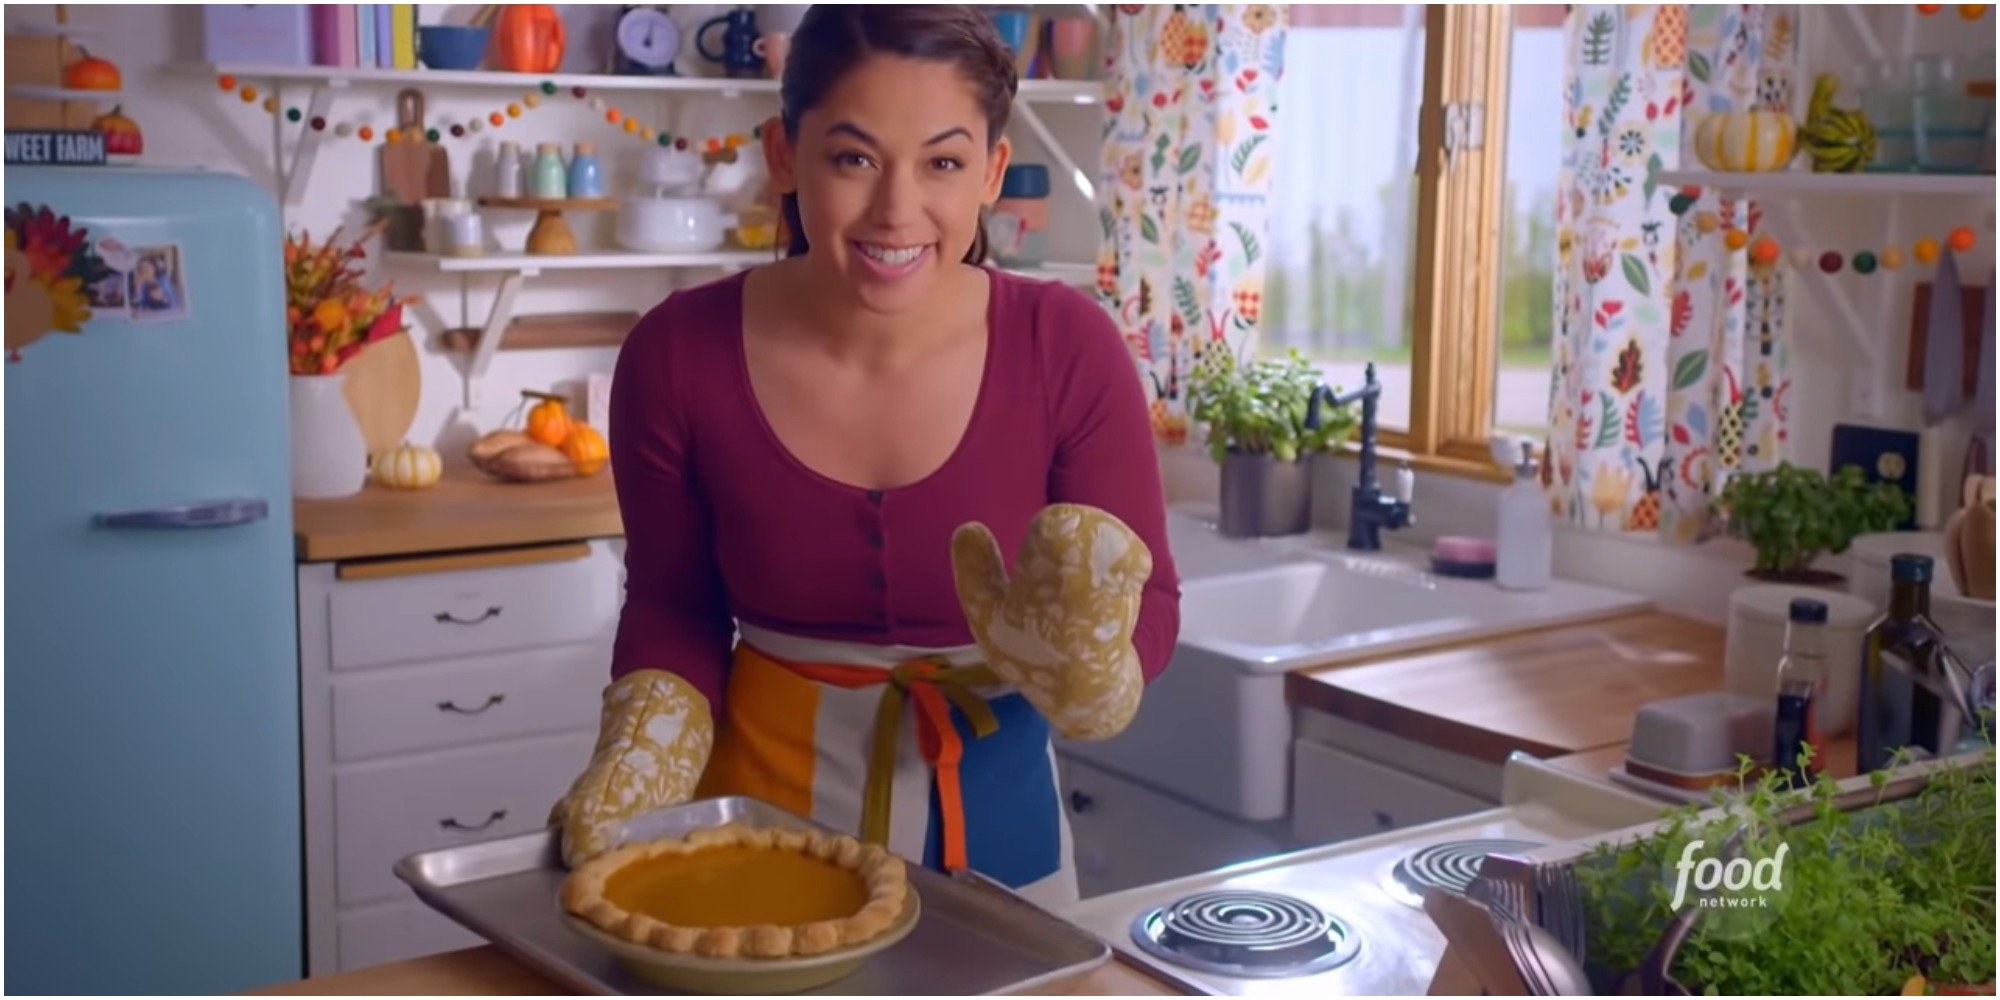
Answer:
[289,373,368,499]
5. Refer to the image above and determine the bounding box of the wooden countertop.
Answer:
[246,944,1182,996]
[1285,612,1726,765]
[293,462,622,562]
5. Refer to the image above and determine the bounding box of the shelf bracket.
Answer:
[280,83,341,208]
[463,270,532,409]
[1013,100,1097,204]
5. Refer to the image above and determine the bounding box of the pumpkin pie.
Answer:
[560,823,910,959]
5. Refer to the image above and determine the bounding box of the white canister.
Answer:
[446,212,485,257]
[1723,584,1876,738]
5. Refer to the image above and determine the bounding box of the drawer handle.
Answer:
[435,606,502,626]
[437,693,506,714]
[440,809,507,833]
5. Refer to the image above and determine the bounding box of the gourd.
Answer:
[374,442,443,490]
[493,5,565,73]
[1800,73,1877,173]
[562,422,608,476]
[524,390,572,447]
[1692,110,1798,172]
[92,106,142,155]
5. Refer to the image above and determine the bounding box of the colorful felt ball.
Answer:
[623,117,639,133]
[217,74,237,90]
[310,116,326,130]
[1696,212,1720,234]
[1751,236,1781,265]
[657,133,672,147]
[1669,193,1695,215]
[507,102,522,118]
[1882,247,1904,269]
[1791,249,1815,269]
[589,96,606,111]
[606,107,622,124]
[425,128,440,142]
[1819,251,1844,273]
[286,108,302,123]
[469,119,483,133]
[572,86,587,97]
[386,128,401,143]
[524,92,540,108]
[1959,4,1986,17]
[450,124,465,137]
[358,125,374,141]
[641,127,657,141]
[1725,229,1750,251]
[541,80,558,94]
[334,123,353,137]
[1915,237,1941,264]
[490,112,505,126]
[1949,225,1976,251]
[1853,250,1878,274]
[674,137,688,150]
[1918,4,1943,13]
[240,85,258,102]
[262,95,279,113]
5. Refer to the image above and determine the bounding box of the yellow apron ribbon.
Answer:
[740,645,1000,871]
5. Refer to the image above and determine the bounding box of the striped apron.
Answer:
[695,622,1078,910]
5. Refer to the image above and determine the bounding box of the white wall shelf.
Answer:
[383,249,773,274]
[7,85,122,101]
[385,250,764,407]
[1657,169,1996,198]
[201,63,1102,104]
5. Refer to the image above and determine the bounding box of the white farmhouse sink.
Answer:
[1061,510,1653,823]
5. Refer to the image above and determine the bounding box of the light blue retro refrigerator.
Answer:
[5,166,303,993]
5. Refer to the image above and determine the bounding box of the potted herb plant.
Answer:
[1186,347,1358,538]
[1716,462,1911,584]
[1576,749,1996,995]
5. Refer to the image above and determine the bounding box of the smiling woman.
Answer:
[547,5,1184,913]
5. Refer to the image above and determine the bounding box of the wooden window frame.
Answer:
[1327,5,1519,484]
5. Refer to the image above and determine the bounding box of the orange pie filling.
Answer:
[561,824,910,960]
[602,845,871,927]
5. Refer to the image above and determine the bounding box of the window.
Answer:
[1264,5,1564,479]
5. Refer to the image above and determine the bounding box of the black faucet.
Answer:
[1307,362,1413,551]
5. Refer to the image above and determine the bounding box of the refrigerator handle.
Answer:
[94,498,270,529]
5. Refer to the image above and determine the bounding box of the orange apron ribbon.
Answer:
[739,645,1001,872]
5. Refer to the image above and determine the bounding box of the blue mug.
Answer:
[990,10,1030,55]
[698,7,764,79]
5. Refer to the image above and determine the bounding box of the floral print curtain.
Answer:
[1546,4,1795,540]
[1095,4,1286,445]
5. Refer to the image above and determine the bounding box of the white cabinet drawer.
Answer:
[334,733,594,906]
[337,899,482,972]
[332,644,607,762]
[1291,739,1492,846]
[328,553,617,671]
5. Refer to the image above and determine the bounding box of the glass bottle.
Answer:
[1856,554,1953,773]
[494,140,523,199]
[531,142,568,199]
[1773,597,1828,787]
[567,142,603,198]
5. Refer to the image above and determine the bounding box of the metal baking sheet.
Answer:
[394,796,1111,995]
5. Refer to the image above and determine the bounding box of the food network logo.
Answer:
[1669,839,1789,912]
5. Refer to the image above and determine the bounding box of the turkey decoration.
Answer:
[5,204,112,362]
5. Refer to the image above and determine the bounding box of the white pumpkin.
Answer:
[374,441,443,490]
[1692,110,1798,172]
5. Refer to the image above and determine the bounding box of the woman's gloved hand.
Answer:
[549,669,713,869]
[950,503,1151,740]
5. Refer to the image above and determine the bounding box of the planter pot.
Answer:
[1217,451,1310,538]
[1745,565,1847,586]
[290,372,368,499]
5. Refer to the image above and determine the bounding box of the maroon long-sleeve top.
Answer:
[607,268,1181,711]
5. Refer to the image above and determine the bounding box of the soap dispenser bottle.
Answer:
[1496,441,1552,591]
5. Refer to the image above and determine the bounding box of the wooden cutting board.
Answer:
[379,88,450,204]
[342,330,421,461]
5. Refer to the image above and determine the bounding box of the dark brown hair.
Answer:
[778,5,1018,263]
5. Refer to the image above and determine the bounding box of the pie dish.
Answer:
[559,822,911,960]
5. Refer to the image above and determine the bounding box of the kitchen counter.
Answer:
[1285,612,1726,764]
[293,462,622,562]
[246,944,1184,995]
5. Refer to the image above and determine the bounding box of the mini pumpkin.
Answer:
[562,422,608,476]
[375,442,443,490]
[524,391,572,448]
[1692,110,1798,173]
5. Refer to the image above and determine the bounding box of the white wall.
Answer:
[22,4,1104,456]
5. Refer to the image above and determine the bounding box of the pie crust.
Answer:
[560,823,910,959]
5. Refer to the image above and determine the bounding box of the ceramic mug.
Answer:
[991,10,1038,76]
[754,31,790,79]
[1050,16,1097,80]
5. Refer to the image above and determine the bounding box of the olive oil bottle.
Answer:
[1856,554,1952,773]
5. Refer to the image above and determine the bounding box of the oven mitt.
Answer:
[950,503,1151,740]
[550,669,713,869]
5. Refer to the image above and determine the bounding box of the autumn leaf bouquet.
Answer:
[283,226,414,375]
